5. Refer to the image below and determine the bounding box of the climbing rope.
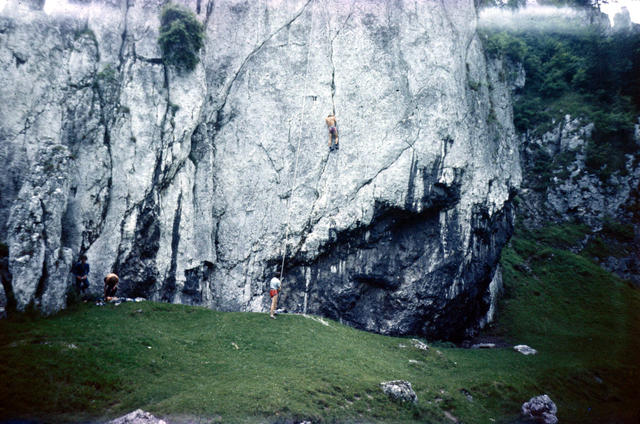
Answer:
[319,6,343,216]
[322,3,335,116]
[279,0,317,282]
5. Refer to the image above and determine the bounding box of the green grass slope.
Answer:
[1,225,639,423]
[497,224,640,423]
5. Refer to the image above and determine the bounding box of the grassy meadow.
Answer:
[0,224,639,423]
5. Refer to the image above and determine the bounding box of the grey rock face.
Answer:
[518,115,640,284]
[0,280,6,318]
[0,0,521,337]
[613,7,633,32]
[479,264,502,328]
[520,116,640,228]
[380,380,417,403]
[521,394,558,424]
[7,143,74,312]
[0,255,9,313]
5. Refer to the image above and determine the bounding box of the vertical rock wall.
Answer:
[0,0,521,339]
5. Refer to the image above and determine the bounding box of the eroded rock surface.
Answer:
[519,116,640,228]
[0,0,520,338]
[518,115,640,284]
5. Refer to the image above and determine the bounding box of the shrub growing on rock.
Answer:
[158,3,204,72]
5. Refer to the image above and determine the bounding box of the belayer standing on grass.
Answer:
[104,273,119,301]
[269,277,282,319]
[325,113,339,151]
[71,255,90,297]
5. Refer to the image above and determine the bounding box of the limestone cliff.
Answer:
[0,0,521,339]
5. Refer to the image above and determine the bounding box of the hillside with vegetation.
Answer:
[481,5,640,181]
[479,2,640,289]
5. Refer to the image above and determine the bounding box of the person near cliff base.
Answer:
[71,255,90,296]
[104,273,119,301]
[269,276,282,319]
[325,113,339,151]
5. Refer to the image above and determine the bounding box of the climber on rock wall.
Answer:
[325,113,339,151]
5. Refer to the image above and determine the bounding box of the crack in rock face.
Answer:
[0,0,521,339]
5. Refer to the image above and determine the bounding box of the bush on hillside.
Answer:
[158,3,205,72]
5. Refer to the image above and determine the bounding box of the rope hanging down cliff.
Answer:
[279,0,317,281]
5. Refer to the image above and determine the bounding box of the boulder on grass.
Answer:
[380,380,417,403]
[411,338,430,351]
[521,394,558,424]
[514,344,537,355]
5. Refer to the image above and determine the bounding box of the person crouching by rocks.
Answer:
[269,277,282,319]
[104,273,119,301]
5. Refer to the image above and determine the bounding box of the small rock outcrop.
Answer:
[108,409,167,424]
[521,394,558,424]
[380,380,417,404]
[411,339,430,351]
[518,115,640,284]
[519,116,639,229]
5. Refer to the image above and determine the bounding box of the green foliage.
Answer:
[95,64,117,85]
[599,219,635,243]
[584,101,636,179]
[158,3,204,72]
[523,143,575,191]
[512,220,635,262]
[481,20,640,181]
[535,0,606,8]
[515,221,590,249]
[468,79,481,91]
[481,30,528,63]
[581,218,636,260]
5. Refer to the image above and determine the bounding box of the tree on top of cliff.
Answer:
[158,3,205,72]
